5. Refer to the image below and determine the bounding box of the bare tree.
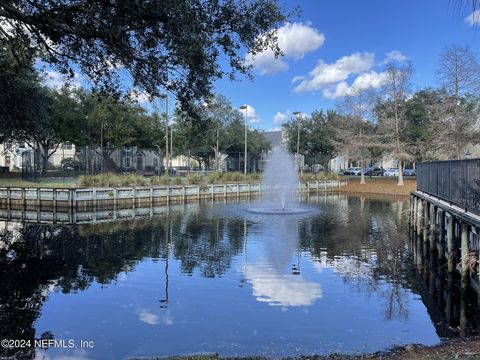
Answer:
[436,44,480,159]
[376,62,414,186]
[337,88,378,184]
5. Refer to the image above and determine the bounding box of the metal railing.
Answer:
[417,159,480,216]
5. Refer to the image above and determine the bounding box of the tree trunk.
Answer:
[397,159,404,186]
[360,159,365,184]
[323,155,330,175]
[41,147,50,175]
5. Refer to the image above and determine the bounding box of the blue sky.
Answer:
[214,0,480,131]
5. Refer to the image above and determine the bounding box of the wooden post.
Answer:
[412,195,416,225]
[132,188,136,209]
[151,187,154,204]
[113,188,117,210]
[461,222,470,288]
[53,188,57,212]
[211,185,214,201]
[447,214,455,273]
[423,201,429,244]
[429,205,436,252]
[224,184,227,199]
[6,188,10,208]
[316,181,319,196]
[416,198,423,236]
[236,184,240,200]
[437,209,445,260]
[73,189,77,211]
[22,188,26,208]
[93,188,97,212]
[68,189,73,208]
[182,186,186,203]
[477,227,480,304]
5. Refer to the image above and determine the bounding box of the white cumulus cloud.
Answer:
[138,308,159,325]
[239,104,261,123]
[247,265,322,307]
[246,22,324,75]
[291,75,305,84]
[42,70,81,90]
[323,70,387,99]
[466,10,480,26]
[384,50,407,64]
[294,52,375,93]
[273,111,290,125]
[129,89,150,104]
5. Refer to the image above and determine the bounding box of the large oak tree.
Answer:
[0,0,288,116]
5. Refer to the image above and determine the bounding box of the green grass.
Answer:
[0,177,78,188]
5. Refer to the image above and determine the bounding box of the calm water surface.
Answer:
[0,194,477,359]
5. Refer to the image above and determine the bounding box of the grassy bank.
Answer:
[0,177,78,188]
[339,177,416,196]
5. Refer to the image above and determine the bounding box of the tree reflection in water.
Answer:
[0,196,479,358]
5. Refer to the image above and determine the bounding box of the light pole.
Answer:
[170,120,173,171]
[100,118,104,173]
[293,111,301,173]
[163,94,169,175]
[239,105,248,175]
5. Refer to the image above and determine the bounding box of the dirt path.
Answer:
[339,177,416,196]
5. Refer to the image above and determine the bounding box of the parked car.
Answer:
[403,168,416,176]
[121,166,136,174]
[384,168,399,176]
[365,167,385,176]
[344,167,362,175]
[143,165,156,177]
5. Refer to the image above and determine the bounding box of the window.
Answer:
[124,157,131,167]
[62,143,73,150]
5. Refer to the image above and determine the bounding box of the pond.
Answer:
[0,194,478,359]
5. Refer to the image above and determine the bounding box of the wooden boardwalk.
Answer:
[410,190,480,291]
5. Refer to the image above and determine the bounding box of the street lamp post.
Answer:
[293,111,301,173]
[164,94,169,175]
[170,121,173,171]
[239,105,248,175]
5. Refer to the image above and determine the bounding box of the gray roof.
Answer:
[262,131,283,147]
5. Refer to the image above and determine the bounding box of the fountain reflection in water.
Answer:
[248,147,309,214]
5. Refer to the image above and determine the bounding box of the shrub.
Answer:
[223,172,244,182]
[208,172,223,184]
[150,176,160,185]
[300,173,315,183]
[247,172,261,182]
[298,172,342,183]
[159,175,170,185]
[173,176,182,185]
[79,175,92,187]
[187,173,204,184]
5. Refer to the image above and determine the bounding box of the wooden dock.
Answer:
[410,190,480,291]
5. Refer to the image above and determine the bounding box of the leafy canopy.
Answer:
[0,0,289,116]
